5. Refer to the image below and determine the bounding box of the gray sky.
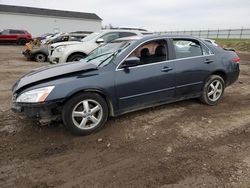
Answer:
[1,0,250,31]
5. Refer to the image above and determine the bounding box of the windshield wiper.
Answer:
[97,50,121,68]
[86,52,113,62]
[97,43,131,68]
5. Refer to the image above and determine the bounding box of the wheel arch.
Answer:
[210,70,227,84]
[63,89,115,117]
[17,38,27,45]
[33,52,48,61]
[66,52,87,62]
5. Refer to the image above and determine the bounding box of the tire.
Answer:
[62,92,108,135]
[67,53,86,62]
[200,75,225,105]
[18,39,27,45]
[34,53,47,62]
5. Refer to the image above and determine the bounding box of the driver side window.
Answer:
[128,39,168,65]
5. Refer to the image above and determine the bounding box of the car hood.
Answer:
[14,61,97,92]
[66,42,99,54]
[51,41,82,48]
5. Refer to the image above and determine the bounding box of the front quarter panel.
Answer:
[44,65,117,112]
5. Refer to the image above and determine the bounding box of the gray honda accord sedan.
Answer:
[11,35,240,135]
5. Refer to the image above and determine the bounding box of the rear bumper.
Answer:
[226,68,240,86]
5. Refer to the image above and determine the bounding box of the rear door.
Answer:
[9,30,19,41]
[171,38,215,97]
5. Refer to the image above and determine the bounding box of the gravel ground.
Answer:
[0,45,250,188]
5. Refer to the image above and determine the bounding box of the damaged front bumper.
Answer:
[22,49,32,59]
[11,101,61,123]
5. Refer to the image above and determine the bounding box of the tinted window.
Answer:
[9,30,25,34]
[201,43,213,55]
[126,39,168,66]
[101,33,119,43]
[119,32,136,38]
[1,30,9,34]
[18,30,25,34]
[173,39,203,59]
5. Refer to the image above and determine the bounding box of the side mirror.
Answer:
[121,57,140,69]
[96,38,104,44]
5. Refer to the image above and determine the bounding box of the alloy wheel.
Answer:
[207,80,223,102]
[72,99,103,130]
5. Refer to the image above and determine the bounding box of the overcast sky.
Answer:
[0,0,250,31]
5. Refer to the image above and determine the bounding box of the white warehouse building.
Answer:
[0,4,102,37]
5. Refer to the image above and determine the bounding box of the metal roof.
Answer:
[0,4,102,20]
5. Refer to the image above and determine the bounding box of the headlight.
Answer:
[16,86,55,103]
[56,46,65,53]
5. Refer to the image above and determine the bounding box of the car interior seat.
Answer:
[140,48,150,58]
[155,45,166,56]
[154,45,167,62]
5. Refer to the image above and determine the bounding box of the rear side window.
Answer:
[10,30,25,34]
[173,39,203,59]
[119,32,136,38]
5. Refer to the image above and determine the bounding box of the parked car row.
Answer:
[20,28,152,63]
[22,32,89,62]
[11,34,240,135]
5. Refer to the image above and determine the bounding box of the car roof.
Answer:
[100,29,148,34]
[112,34,207,44]
[113,35,144,42]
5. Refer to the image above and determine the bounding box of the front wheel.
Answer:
[34,53,47,62]
[62,92,108,135]
[67,53,86,62]
[200,75,225,105]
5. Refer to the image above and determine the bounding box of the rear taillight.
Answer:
[232,57,240,64]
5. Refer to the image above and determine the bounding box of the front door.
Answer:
[115,39,175,112]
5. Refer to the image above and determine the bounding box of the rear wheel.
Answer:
[18,39,27,45]
[67,53,86,62]
[62,92,108,135]
[34,53,47,62]
[200,75,225,105]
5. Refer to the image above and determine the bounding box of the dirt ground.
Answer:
[0,45,250,188]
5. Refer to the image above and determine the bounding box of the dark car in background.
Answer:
[0,29,32,45]
[11,35,240,135]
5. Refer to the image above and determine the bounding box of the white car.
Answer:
[48,29,149,64]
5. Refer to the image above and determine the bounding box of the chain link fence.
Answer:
[156,28,250,39]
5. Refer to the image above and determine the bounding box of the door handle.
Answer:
[161,67,173,72]
[204,59,214,64]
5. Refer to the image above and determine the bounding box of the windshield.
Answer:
[83,40,132,67]
[81,32,101,42]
